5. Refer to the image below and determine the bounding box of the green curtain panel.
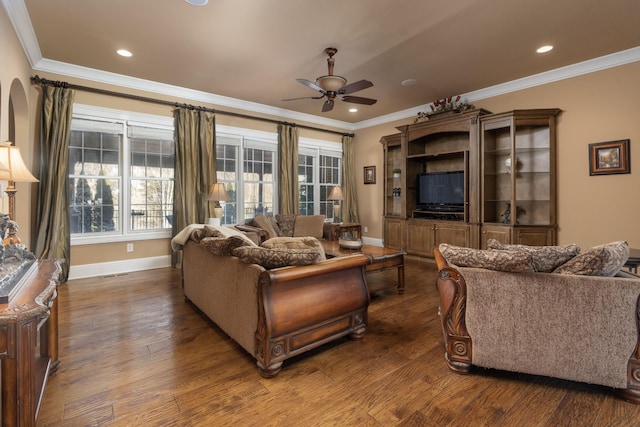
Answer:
[278,124,299,215]
[34,85,75,282]
[342,134,359,223]
[173,108,216,237]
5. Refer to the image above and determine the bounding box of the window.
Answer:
[216,128,277,225]
[69,105,174,244]
[215,126,341,224]
[299,139,342,220]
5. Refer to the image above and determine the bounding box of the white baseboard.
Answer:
[68,255,173,280]
[362,237,383,247]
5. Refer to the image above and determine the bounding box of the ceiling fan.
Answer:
[283,47,377,112]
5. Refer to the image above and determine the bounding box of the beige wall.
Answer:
[356,62,640,249]
[0,7,38,247]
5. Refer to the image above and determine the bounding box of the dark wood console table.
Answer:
[0,259,61,427]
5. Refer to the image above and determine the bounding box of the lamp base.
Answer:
[207,218,221,226]
[333,203,341,223]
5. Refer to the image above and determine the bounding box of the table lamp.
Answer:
[0,141,39,244]
[206,183,230,225]
[328,186,344,223]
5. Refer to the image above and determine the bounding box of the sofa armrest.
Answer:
[255,254,370,377]
[434,247,472,373]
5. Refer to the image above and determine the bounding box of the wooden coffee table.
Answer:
[322,241,405,293]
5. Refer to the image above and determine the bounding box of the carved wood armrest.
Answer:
[434,247,472,373]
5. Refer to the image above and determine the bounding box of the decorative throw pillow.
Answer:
[486,239,580,272]
[293,215,325,239]
[261,236,326,261]
[275,214,297,237]
[254,215,282,240]
[553,241,629,276]
[439,243,535,273]
[190,225,224,243]
[200,236,251,256]
[232,246,322,269]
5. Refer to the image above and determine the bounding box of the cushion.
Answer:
[261,236,326,261]
[293,215,325,239]
[553,241,629,276]
[200,235,252,256]
[254,215,282,240]
[439,243,535,273]
[232,246,322,269]
[206,224,259,247]
[486,239,580,272]
[190,225,223,243]
[275,214,296,237]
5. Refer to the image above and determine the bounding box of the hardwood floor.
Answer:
[38,256,640,426]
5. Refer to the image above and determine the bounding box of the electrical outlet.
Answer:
[363,226,368,233]
[126,243,134,252]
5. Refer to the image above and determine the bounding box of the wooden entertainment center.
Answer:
[380,108,561,257]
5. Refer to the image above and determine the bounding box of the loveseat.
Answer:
[434,240,640,404]
[172,224,369,377]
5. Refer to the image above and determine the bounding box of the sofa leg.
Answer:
[349,326,366,340]
[257,361,282,378]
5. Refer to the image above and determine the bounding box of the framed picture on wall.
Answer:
[589,139,630,176]
[364,166,376,184]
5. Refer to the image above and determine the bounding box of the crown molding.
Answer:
[353,46,640,130]
[2,0,42,67]
[33,58,357,131]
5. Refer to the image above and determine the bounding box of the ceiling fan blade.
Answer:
[339,79,373,95]
[297,78,325,93]
[341,95,377,105]
[282,95,325,101]
[322,99,334,112]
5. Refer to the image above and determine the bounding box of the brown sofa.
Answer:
[172,224,369,377]
[434,242,640,404]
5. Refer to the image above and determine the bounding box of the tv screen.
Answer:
[417,171,464,211]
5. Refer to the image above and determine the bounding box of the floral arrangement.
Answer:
[414,96,474,123]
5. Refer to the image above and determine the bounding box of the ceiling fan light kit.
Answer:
[283,47,377,112]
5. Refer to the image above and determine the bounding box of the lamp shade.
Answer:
[0,142,38,183]
[206,183,230,202]
[328,186,344,201]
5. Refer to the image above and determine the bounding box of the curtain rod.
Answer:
[30,75,354,138]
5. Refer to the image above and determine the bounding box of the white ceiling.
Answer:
[8,0,640,127]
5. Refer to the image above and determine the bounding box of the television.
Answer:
[416,171,465,212]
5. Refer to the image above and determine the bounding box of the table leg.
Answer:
[397,265,405,294]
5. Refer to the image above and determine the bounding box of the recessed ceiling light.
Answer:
[185,0,208,5]
[349,108,358,113]
[117,49,132,57]
[536,45,553,53]
[401,79,418,86]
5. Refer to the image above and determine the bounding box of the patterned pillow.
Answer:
[190,226,223,243]
[254,215,282,240]
[232,246,322,269]
[486,239,580,272]
[553,241,629,276]
[439,243,535,273]
[275,214,296,237]
[200,236,251,256]
[261,236,326,261]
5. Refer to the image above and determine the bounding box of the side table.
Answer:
[323,222,362,241]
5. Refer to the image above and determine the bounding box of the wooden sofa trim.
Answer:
[255,254,370,378]
[434,248,472,373]
[434,247,640,404]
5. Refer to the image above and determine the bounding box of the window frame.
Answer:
[70,104,174,246]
